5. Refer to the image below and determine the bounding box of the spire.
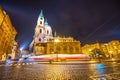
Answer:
[44,19,48,25]
[39,10,44,17]
[37,9,44,26]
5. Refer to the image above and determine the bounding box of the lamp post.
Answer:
[89,49,93,59]
[109,51,113,59]
[54,39,60,62]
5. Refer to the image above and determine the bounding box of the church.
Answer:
[29,10,81,55]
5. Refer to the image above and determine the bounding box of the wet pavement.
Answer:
[0,62,120,80]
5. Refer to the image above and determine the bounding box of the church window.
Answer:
[39,38,41,41]
[40,29,42,33]
[47,30,49,34]
[40,21,42,25]
[40,18,43,20]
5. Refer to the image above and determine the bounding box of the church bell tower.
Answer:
[37,10,44,26]
[29,10,53,54]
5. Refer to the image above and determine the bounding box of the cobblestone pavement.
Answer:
[0,62,120,80]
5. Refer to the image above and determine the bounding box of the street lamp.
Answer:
[54,39,60,43]
[54,39,60,61]
[109,51,113,59]
[89,49,93,59]
[89,49,92,54]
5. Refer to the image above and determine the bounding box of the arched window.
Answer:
[40,18,43,20]
[47,30,49,34]
[40,21,42,25]
[39,38,41,41]
[40,29,42,33]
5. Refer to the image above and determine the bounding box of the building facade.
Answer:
[0,7,17,60]
[81,42,109,58]
[29,10,53,51]
[30,10,81,55]
[108,40,120,58]
[46,37,81,54]
[11,41,21,59]
[81,40,120,59]
[81,43,101,54]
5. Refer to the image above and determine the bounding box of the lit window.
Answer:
[47,30,49,34]
[40,21,42,24]
[39,38,41,41]
[40,29,42,33]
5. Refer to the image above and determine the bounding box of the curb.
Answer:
[36,60,100,64]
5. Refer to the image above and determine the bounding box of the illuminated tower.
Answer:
[44,19,53,41]
[29,10,53,52]
[37,10,44,26]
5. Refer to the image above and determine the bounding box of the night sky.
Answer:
[1,0,120,49]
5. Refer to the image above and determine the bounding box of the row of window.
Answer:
[39,28,50,34]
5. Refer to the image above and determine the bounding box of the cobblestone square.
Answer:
[0,62,120,80]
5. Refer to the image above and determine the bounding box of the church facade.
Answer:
[30,10,81,55]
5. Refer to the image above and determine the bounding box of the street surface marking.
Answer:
[6,63,33,66]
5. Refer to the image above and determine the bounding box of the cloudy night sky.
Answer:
[0,0,120,49]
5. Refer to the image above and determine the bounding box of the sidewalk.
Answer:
[36,60,100,64]
[0,60,100,65]
[105,59,120,62]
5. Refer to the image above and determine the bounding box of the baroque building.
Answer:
[81,42,101,54]
[11,41,21,59]
[46,37,81,54]
[0,7,17,60]
[108,40,120,58]
[81,40,120,59]
[30,10,81,55]
[81,42,109,58]
[29,10,53,55]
